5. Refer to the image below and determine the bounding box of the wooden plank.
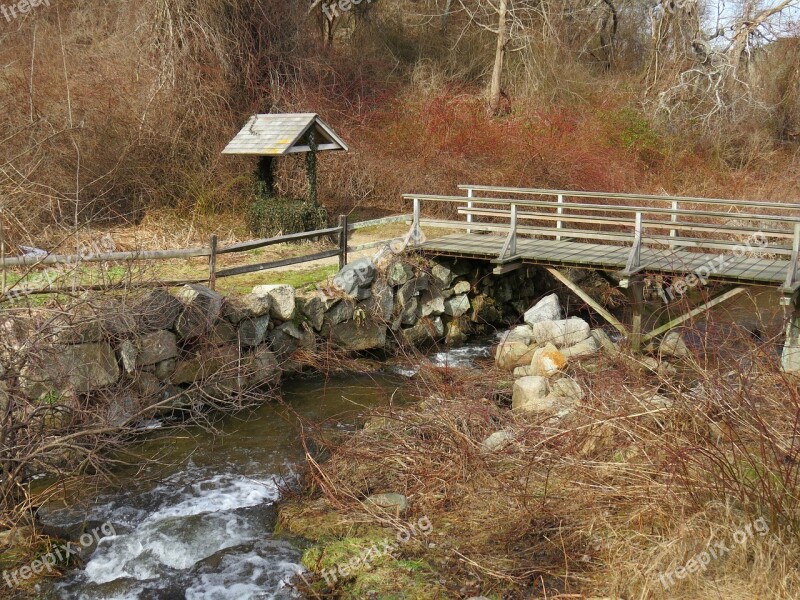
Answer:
[545,267,628,337]
[217,227,342,255]
[215,249,341,278]
[641,287,748,343]
[1,246,212,268]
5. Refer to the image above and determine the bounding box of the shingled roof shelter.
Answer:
[223,113,348,205]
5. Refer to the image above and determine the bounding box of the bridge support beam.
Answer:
[545,267,628,338]
[782,292,800,374]
[626,275,645,353]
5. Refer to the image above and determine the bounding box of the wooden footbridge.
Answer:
[400,185,800,370]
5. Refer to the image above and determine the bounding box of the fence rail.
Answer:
[0,214,411,301]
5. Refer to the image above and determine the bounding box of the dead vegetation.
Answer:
[281,330,800,599]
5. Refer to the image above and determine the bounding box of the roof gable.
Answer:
[222,113,348,156]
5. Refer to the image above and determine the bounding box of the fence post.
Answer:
[670,199,678,248]
[466,188,474,235]
[556,193,564,241]
[338,214,348,269]
[208,234,218,291]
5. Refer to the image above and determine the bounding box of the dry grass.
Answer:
[281,335,800,599]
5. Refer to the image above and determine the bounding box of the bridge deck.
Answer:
[421,233,790,286]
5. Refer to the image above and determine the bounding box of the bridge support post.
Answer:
[782,292,800,374]
[627,274,645,353]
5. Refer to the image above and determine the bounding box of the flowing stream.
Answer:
[40,372,416,600]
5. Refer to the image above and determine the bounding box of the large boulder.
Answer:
[419,289,445,317]
[176,285,224,341]
[529,343,568,377]
[299,294,326,331]
[251,284,295,321]
[660,330,690,359]
[561,336,599,359]
[171,346,241,385]
[512,376,550,411]
[532,318,591,348]
[330,320,387,351]
[269,322,315,357]
[431,261,456,287]
[549,377,585,402]
[137,330,178,366]
[237,315,271,347]
[324,299,355,328]
[401,317,444,346]
[21,343,120,397]
[524,293,562,326]
[387,262,413,287]
[495,326,537,370]
[134,288,184,331]
[245,347,282,387]
[444,294,470,317]
[333,258,377,296]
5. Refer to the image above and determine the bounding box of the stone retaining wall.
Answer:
[0,255,542,423]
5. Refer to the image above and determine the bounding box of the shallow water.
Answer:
[45,373,409,600]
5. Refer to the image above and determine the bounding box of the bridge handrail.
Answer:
[457,185,800,212]
[400,193,800,225]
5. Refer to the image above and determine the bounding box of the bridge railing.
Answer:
[400,187,800,295]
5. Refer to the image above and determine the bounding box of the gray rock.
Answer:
[138,330,178,366]
[118,340,137,375]
[524,293,562,326]
[223,292,271,324]
[396,277,428,306]
[591,329,619,355]
[132,372,162,398]
[238,315,271,347]
[363,281,394,321]
[549,377,585,402]
[445,317,469,345]
[171,347,241,385]
[324,299,355,327]
[107,395,140,427]
[531,318,591,348]
[431,261,456,287]
[401,317,444,346]
[154,358,176,381]
[387,262,413,287]
[495,338,537,371]
[252,284,296,321]
[21,343,120,397]
[512,376,551,411]
[419,289,445,317]
[395,297,419,328]
[246,347,281,387]
[333,258,377,296]
[561,336,599,359]
[300,294,326,331]
[269,322,314,356]
[176,284,224,341]
[660,330,690,359]
[452,280,470,295]
[481,430,514,453]
[365,493,408,514]
[330,320,387,351]
[444,294,470,317]
[210,320,238,345]
[133,288,183,331]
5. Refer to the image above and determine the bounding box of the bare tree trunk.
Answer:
[488,0,508,115]
[441,0,454,33]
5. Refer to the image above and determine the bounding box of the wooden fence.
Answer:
[0,214,411,300]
